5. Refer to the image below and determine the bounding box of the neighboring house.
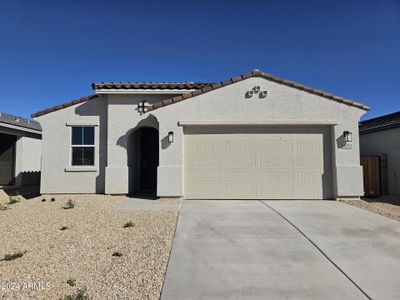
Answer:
[359,111,400,195]
[0,112,42,186]
[32,70,369,200]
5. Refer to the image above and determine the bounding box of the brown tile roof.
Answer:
[147,70,370,112]
[31,82,210,118]
[92,82,211,90]
[31,70,369,118]
[31,94,99,118]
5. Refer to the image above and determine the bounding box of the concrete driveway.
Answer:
[161,200,400,300]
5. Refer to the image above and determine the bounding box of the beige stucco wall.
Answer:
[36,77,366,198]
[14,135,42,185]
[152,77,366,198]
[0,125,42,186]
[35,94,176,194]
[36,97,106,193]
[360,127,400,195]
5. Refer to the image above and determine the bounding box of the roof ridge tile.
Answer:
[147,69,369,112]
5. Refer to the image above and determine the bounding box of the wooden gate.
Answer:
[360,156,381,197]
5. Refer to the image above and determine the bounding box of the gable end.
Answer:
[147,70,369,112]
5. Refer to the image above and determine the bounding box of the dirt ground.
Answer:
[343,194,400,222]
[0,191,180,299]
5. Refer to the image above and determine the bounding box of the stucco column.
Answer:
[333,123,364,198]
[157,120,183,197]
[104,98,130,194]
[13,137,23,186]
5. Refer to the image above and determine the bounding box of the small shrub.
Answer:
[112,252,123,257]
[66,279,76,287]
[60,226,69,231]
[123,221,135,228]
[63,288,88,300]
[51,197,56,202]
[41,198,46,202]
[0,204,9,211]
[2,251,26,261]
[63,200,75,209]
[8,197,19,205]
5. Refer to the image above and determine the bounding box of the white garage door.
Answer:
[183,126,333,200]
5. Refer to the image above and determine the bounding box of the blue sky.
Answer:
[0,0,399,120]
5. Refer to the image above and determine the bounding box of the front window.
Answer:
[71,127,94,166]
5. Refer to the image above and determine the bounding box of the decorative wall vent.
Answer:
[136,100,151,115]
[245,86,268,99]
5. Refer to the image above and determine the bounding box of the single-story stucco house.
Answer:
[359,111,400,195]
[32,70,369,200]
[0,112,42,186]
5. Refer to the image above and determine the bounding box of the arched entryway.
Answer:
[128,126,159,196]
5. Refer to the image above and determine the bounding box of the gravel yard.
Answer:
[343,194,400,222]
[0,193,180,299]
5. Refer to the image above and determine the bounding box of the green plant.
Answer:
[63,200,75,209]
[60,226,69,231]
[0,204,9,211]
[2,251,26,261]
[42,198,46,202]
[66,279,76,287]
[51,197,56,202]
[63,288,88,300]
[123,221,135,228]
[8,197,19,205]
[112,252,123,257]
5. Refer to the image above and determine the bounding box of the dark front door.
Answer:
[0,133,16,185]
[139,127,159,191]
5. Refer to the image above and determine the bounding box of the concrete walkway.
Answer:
[161,200,400,300]
[114,197,181,211]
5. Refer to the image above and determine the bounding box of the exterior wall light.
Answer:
[168,131,174,143]
[343,131,352,142]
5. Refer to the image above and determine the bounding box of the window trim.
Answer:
[66,121,99,127]
[68,125,97,170]
[65,166,98,172]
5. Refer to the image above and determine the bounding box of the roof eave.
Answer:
[360,122,400,134]
[94,88,198,95]
[147,70,370,112]
[31,94,100,118]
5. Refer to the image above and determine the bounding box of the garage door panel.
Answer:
[293,140,323,153]
[184,126,333,200]
[185,168,219,183]
[259,155,323,169]
[185,183,230,199]
[197,156,215,168]
[215,155,258,168]
[218,169,321,184]
[228,184,259,199]
[219,169,258,183]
